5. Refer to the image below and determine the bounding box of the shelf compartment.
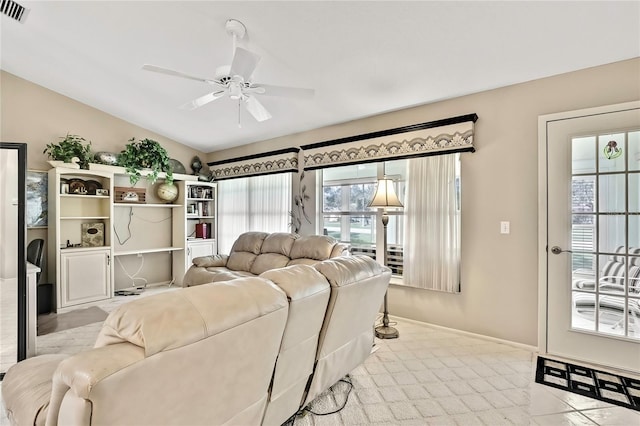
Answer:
[59,246,111,253]
[60,194,109,199]
[59,218,111,248]
[114,247,183,256]
[60,216,110,220]
[115,203,182,208]
[60,196,110,218]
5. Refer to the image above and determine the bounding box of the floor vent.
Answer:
[1,0,28,23]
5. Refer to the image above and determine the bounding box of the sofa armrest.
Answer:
[193,254,228,267]
[46,343,144,424]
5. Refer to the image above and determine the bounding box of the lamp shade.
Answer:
[368,179,403,208]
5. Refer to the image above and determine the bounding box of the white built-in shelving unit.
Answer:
[48,164,217,311]
[173,181,218,286]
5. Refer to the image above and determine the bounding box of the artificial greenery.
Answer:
[43,134,92,169]
[118,138,173,185]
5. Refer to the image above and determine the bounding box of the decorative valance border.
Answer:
[207,147,299,181]
[301,113,477,170]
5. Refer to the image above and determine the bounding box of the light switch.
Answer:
[500,221,510,234]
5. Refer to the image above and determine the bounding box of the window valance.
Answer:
[207,148,299,181]
[207,114,477,180]
[300,113,477,171]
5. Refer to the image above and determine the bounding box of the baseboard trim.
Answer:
[388,315,538,353]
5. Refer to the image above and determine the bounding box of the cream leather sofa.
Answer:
[2,255,391,426]
[182,231,349,287]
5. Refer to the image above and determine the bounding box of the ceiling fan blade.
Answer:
[229,47,260,80]
[252,83,315,99]
[244,96,272,122]
[142,64,216,84]
[179,91,226,110]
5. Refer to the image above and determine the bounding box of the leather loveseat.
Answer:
[2,254,391,426]
[182,231,349,287]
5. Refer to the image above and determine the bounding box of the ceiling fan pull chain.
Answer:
[238,100,242,128]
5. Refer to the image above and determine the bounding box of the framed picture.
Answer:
[26,170,48,228]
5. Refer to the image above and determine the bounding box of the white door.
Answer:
[60,249,111,308]
[187,240,216,265]
[541,101,640,373]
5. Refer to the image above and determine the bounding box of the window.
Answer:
[321,161,405,274]
[320,154,462,291]
[218,173,292,254]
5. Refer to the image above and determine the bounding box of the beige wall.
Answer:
[0,71,206,172]
[0,71,208,281]
[207,58,640,346]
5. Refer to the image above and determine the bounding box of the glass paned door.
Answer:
[543,103,640,373]
[571,131,640,340]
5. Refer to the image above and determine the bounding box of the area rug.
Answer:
[37,306,109,336]
[535,356,640,411]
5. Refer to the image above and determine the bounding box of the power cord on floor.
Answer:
[283,375,354,425]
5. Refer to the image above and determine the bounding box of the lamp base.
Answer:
[375,325,399,339]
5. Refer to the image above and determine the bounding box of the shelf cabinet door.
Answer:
[187,240,217,265]
[60,249,111,308]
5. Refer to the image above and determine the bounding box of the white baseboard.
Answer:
[389,315,538,353]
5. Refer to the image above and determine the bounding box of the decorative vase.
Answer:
[93,151,118,165]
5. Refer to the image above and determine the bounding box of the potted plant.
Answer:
[43,134,92,169]
[118,138,173,185]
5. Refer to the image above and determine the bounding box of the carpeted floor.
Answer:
[535,356,640,412]
[37,306,109,336]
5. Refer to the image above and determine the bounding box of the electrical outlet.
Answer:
[500,221,510,234]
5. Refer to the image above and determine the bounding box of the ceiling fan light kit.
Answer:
[142,18,314,125]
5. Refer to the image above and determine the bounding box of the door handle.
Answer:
[550,246,572,255]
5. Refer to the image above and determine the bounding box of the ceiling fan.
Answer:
[142,19,314,125]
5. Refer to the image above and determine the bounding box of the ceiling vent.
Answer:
[1,0,29,23]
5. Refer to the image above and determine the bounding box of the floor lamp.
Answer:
[368,178,403,339]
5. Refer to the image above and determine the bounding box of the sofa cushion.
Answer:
[204,267,254,282]
[95,277,287,357]
[601,260,625,284]
[612,246,640,264]
[289,235,337,262]
[230,232,269,255]
[630,265,640,293]
[261,232,298,256]
[250,233,299,275]
[226,232,269,271]
[1,354,67,426]
[227,251,259,272]
[251,253,292,275]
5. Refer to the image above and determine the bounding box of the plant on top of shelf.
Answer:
[43,134,92,169]
[118,138,173,185]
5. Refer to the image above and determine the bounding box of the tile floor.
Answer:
[0,278,18,375]
[1,285,639,425]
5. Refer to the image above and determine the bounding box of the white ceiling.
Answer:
[1,1,639,153]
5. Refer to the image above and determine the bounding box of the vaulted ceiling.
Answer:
[1,1,638,152]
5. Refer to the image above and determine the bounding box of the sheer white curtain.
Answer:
[403,154,460,292]
[218,173,292,254]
